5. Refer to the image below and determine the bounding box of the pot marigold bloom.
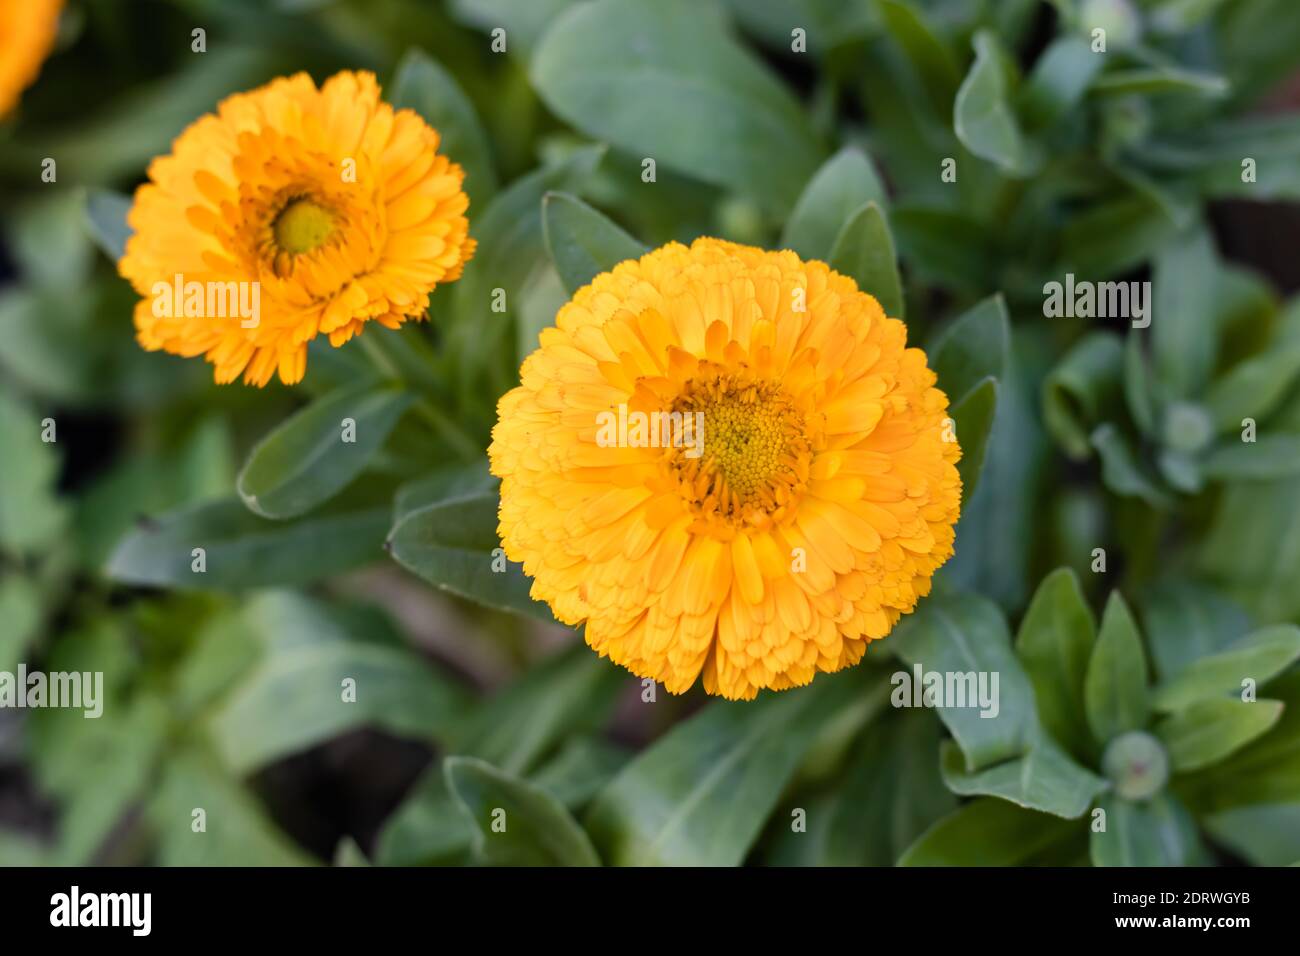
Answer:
[0,0,62,117]
[119,70,474,386]
[490,238,962,700]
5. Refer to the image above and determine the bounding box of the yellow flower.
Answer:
[490,238,962,700]
[119,70,475,386]
[0,0,62,117]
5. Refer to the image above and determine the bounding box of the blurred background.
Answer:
[2,0,1299,866]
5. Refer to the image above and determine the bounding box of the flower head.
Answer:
[119,70,475,386]
[0,0,62,117]
[490,238,962,700]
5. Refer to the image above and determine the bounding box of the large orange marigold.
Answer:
[489,238,962,700]
[0,0,62,117]
[119,70,474,386]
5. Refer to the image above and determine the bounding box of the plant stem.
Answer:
[413,398,481,462]
[356,329,481,462]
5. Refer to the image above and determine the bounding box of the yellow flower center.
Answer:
[670,369,810,532]
[273,198,335,254]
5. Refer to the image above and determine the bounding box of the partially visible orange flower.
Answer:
[0,0,62,117]
[119,70,475,386]
[490,238,962,700]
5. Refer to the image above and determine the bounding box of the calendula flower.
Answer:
[0,0,62,117]
[490,238,962,700]
[119,70,474,386]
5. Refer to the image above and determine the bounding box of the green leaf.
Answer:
[1124,333,1157,437]
[892,206,1000,291]
[0,389,66,556]
[333,838,370,867]
[1092,67,1229,98]
[584,668,871,866]
[1199,477,1300,622]
[5,191,93,290]
[106,494,390,589]
[445,756,601,866]
[1058,193,1179,280]
[0,831,48,866]
[1151,226,1219,399]
[528,737,630,808]
[1085,592,1150,745]
[927,294,1010,405]
[84,189,133,262]
[449,0,576,60]
[541,191,646,295]
[0,288,95,404]
[877,0,961,117]
[149,749,314,866]
[394,460,495,523]
[516,261,569,361]
[372,769,473,866]
[531,0,822,214]
[386,485,555,623]
[207,596,467,774]
[1176,672,1300,813]
[1018,36,1103,131]
[0,574,42,673]
[942,333,1051,612]
[1201,435,1300,480]
[1151,625,1300,712]
[1090,793,1204,867]
[373,651,624,866]
[1091,423,1173,508]
[720,0,875,54]
[951,377,998,501]
[1203,342,1300,433]
[1156,697,1284,772]
[237,385,412,519]
[389,48,498,209]
[900,798,1082,866]
[449,143,604,396]
[1140,579,1252,681]
[939,734,1108,818]
[766,709,955,866]
[781,147,888,262]
[1203,803,1300,866]
[40,690,169,865]
[452,645,624,775]
[1015,567,1097,762]
[1042,332,1124,460]
[170,609,259,719]
[891,589,1036,770]
[954,31,1040,177]
[828,201,904,318]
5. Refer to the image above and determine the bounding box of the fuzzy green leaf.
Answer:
[541,191,646,295]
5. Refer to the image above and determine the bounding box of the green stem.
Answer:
[413,398,481,462]
[355,330,402,382]
[356,329,481,462]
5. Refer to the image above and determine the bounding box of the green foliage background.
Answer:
[2,0,1300,866]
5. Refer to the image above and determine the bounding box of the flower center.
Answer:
[273,198,335,254]
[670,369,810,531]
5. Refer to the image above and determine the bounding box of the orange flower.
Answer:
[490,238,962,699]
[119,71,475,386]
[0,0,62,117]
